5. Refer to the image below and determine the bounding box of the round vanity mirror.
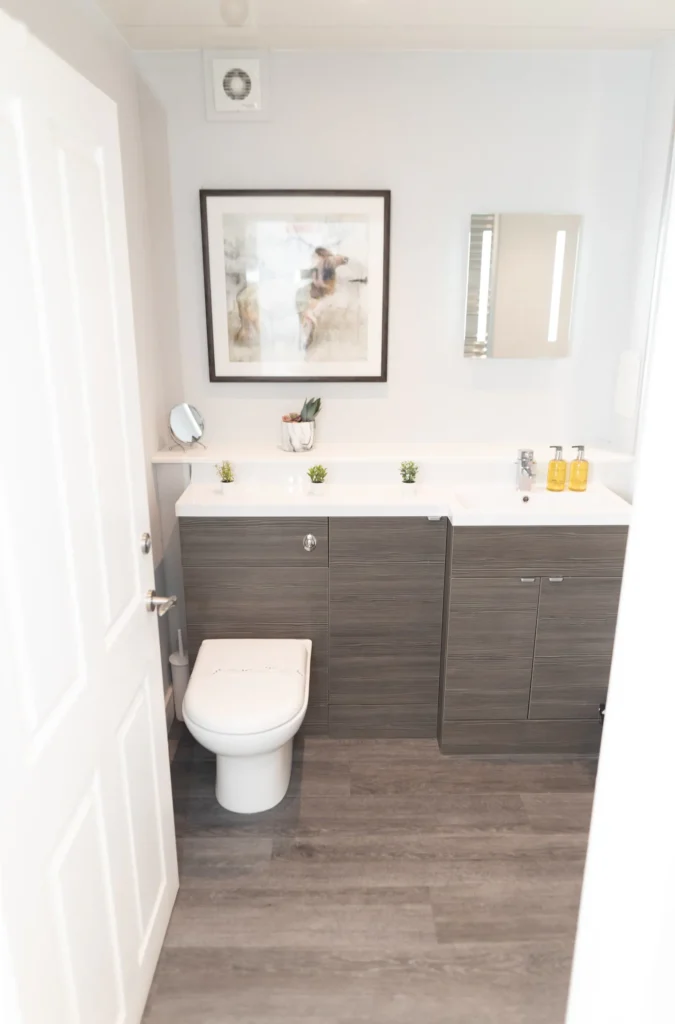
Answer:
[169,404,206,448]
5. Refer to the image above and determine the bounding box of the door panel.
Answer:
[443,657,534,720]
[443,578,539,721]
[529,578,622,721]
[446,578,540,658]
[529,657,612,720]
[0,18,177,1023]
[534,578,622,659]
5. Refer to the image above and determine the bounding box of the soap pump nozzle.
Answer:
[572,445,586,460]
[550,445,564,460]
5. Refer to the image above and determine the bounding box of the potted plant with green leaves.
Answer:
[400,460,419,492]
[216,461,234,493]
[307,464,328,496]
[281,397,322,452]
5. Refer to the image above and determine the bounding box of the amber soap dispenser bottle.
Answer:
[546,446,567,492]
[569,445,589,492]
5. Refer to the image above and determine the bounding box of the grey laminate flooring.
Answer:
[143,727,596,1024]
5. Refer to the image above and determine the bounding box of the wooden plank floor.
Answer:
[143,727,596,1024]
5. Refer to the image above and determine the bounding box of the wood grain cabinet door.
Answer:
[443,577,540,721]
[328,518,447,737]
[330,563,446,706]
[529,576,622,720]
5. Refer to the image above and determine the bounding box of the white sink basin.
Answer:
[451,483,631,526]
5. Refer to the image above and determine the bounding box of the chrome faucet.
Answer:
[516,449,536,491]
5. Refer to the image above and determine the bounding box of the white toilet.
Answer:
[182,638,311,813]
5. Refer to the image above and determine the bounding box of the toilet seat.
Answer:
[184,639,309,736]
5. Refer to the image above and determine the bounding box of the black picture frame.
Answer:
[200,189,390,382]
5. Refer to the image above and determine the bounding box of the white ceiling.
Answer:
[99,0,675,50]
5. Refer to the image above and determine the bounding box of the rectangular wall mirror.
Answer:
[464,213,582,359]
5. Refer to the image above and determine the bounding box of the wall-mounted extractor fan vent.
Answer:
[203,51,268,121]
[212,57,261,112]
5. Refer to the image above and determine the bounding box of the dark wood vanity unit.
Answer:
[180,516,447,738]
[180,516,628,754]
[439,525,628,755]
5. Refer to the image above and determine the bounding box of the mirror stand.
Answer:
[168,437,207,452]
[168,403,206,450]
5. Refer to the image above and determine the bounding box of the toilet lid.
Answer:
[184,639,309,736]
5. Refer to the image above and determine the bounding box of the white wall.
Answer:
[138,48,652,449]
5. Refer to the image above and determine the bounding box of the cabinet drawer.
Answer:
[180,517,328,566]
[529,657,612,720]
[452,526,628,578]
[329,517,447,565]
[443,657,533,721]
[446,578,539,658]
[534,577,622,659]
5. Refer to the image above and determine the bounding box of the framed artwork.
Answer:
[200,189,390,381]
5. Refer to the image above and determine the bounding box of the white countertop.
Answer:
[154,441,634,466]
[176,481,631,526]
[161,441,633,526]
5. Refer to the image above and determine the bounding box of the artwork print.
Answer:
[200,191,390,381]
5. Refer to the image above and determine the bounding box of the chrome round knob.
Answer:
[303,534,317,553]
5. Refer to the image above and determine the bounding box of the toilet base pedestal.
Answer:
[215,739,293,813]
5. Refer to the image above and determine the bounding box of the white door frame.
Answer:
[566,128,675,1020]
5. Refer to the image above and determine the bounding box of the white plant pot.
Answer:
[281,420,315,452]
[220,481,233,494]
[308,482,327,496]
[400,481,417,493]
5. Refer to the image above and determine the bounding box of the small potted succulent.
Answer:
[216,461,234,493]
[281,397,322,452]
[307,464,328,495]
[400,460,419,491]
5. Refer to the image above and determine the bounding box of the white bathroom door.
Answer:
[0,12,178,1024]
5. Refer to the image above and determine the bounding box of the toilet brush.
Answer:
[169,629,189,722]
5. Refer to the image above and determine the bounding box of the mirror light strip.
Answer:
[548,230,567,343]
[477,229,493,343]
